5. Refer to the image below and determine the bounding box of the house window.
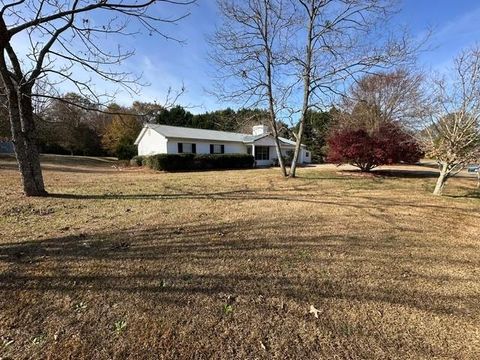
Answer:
[255,146,269,160]
[178,143,196,154]
[210,144,225,154]
[306,151,310,157]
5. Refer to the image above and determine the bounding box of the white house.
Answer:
[134,124,311,167]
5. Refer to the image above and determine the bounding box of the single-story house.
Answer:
[134,124,311,167]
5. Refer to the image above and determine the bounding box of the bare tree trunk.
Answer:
[289,0,314,178]
[433,163,449,196]
[271,118,287,177]
[289,121,304,178]
[263,0,286,177]
[8,88,47,196]
[268,97,287,177]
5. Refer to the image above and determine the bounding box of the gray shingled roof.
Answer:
[144,124,250,142]
[136,123,304,147]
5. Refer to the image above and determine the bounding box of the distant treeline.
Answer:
[0,93,335,162]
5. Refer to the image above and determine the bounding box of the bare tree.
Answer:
[211,0,296,176]
[288,0,419,178]
[422,47,480,196]
[337,69,427,132]
[0,0,194,196]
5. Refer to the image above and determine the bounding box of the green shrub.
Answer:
[130,155,145,167]
[145,153,254,171]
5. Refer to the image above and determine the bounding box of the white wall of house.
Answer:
[137,129,168,156]
[166,138,248,155]
[137,129,312,165]
[303,149,311,163]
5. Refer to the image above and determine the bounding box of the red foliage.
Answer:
[327,122,423,171]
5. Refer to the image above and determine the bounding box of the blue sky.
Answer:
[127,0,480,113]
[14,0,480,113]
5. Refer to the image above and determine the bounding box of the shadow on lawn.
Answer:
[448,190,480,199]
[0,161,116,174]
[46,190,477,216]
[1,219,479,318]
[371,169,440,179]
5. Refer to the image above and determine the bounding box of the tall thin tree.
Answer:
[211,0,296,176]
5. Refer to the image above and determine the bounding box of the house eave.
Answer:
[134,127,148,145]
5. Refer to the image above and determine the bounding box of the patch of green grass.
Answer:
[74,301,88,312]
[222,304,234,315]
[113,320,127,335]
[31,335,46,346]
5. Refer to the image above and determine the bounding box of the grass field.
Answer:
[1,154,479,359]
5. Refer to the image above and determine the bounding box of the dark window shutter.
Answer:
[221,145,225,154]
[178,143,183,153]
[192,143,196,154]
[210,144,214,154]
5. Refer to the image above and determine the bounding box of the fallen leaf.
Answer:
[309,304,320,318]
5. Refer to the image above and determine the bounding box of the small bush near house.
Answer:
[145,153,254,171]
[327,122,423,172]
[130,156,145,167]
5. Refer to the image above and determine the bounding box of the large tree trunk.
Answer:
[433,163,449,196]
[269,113,287,177]
[8,88,47,196]
[289,120,304,178]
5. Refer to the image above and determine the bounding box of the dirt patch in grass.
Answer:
[0,157,479,359]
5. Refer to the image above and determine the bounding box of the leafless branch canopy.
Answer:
[423,46,480,178]
[0,0,195,106]
[292,0,422,112]
[210,0,296,116]
[337,68,429,131]
[211,0,423,119]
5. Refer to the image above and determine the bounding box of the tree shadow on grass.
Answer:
[45,189,476,217]
[0,161,117,174]
[372,169,440,179]
[310,168,441,180]
[0,219,479,319]
[447,190,480,199]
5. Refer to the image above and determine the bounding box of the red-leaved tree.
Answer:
[327,122,423,172]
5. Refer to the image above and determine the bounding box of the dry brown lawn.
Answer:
[0,154,479,359]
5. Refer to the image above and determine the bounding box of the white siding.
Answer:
[137,129,312,165]
[137,129,168,156]
[167,138,247,154]
[302,149,311,163]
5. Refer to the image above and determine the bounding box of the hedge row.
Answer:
[131,153,254,171]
